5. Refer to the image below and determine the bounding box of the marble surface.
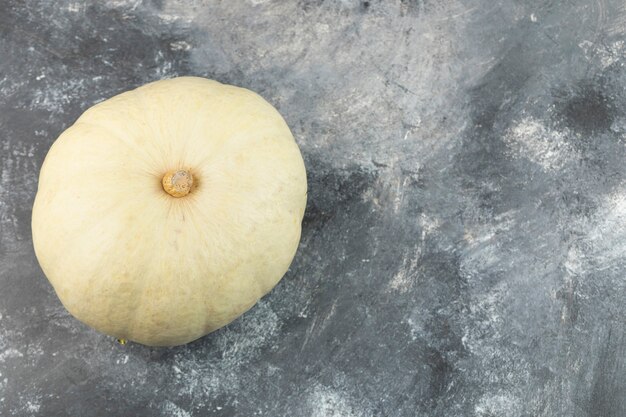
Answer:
[2,0,626,416]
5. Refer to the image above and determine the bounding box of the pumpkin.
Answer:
[32,77,307,346]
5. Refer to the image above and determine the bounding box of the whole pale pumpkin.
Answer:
[32,77,307,346]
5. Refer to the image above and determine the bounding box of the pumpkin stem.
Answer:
[162,169,194,197]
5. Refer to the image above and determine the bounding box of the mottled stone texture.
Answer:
[2,0,626,416]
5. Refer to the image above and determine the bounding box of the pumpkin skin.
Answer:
[32,77,307,346]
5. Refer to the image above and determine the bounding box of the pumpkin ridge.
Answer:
[73,120,161,170]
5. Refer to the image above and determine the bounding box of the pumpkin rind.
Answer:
[32,77,307,346]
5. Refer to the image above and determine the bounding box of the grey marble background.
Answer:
[2,0,626,416]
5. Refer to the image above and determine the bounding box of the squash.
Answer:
[32,77,307,346]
